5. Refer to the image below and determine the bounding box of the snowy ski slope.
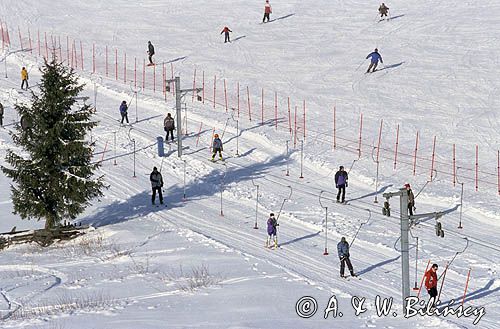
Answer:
[0,0,499,328]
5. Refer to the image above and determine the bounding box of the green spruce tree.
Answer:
[1,59,104,230]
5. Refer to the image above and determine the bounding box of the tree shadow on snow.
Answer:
[82,153,289,227]
[80,191,171,227]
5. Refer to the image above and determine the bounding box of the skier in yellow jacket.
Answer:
[21,67,29,90]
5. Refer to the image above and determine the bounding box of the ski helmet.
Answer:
[270,213,274,217]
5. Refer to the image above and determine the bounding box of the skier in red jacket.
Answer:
[263,0,273,23]
[220,26,232,43]
[424,263,439,305]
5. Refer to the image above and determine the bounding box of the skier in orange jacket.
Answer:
[424,263,439,304]
[220,26,232,43]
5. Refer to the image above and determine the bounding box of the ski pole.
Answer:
[355,59,366,71]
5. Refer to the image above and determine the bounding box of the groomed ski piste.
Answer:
[0,0,499,328]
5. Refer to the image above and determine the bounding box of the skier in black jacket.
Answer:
[147,41,155,65]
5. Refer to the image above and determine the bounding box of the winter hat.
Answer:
[404,183,411,188]
[341,237,346,242]
[270,213,275,217]
[214,133,219,138]
[153,166,158,171]
[340,165,344,170]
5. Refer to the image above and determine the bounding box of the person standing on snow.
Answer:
[335,165,348,203]
[21,67,29,90]
[0,102,4,127]
[337,237,356,278]
[147,41,155,65]
[405,183,415,216]
[366,48,383,73]
[119,100,129,124]
[220,26,232,43]
[263,0,273,23]
[150,166,164,205]
[164,113,175,142]
[266,213,279,248]
[211,133,224,161]
[379,3,389,18]
[424,263,439,305]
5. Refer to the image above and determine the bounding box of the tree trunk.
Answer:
[45,214,56,230]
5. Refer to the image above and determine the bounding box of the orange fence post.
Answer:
[430,136,436,181]
[202,71,205,104]
[80,40,84,70]
[237,82,240,117]
[115,48,118,80]
[142,59,145,91]
[413,131,419,176]
[358,113,363,159]
[274,91,278,130]
[224,79,228,112]
[417,260,431,299]
[453,144,456,186]
[287,97,291,134]
[461,268,471,305]
[303,100,306,139]
[124,52,127,83]
[394,124,399,170]
[192,68,197,102]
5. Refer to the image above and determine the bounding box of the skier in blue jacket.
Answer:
[337,237,356,278]
[211,133,224,161]
[366,48,383,73]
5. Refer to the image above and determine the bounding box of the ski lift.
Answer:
[435,213,444,238]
